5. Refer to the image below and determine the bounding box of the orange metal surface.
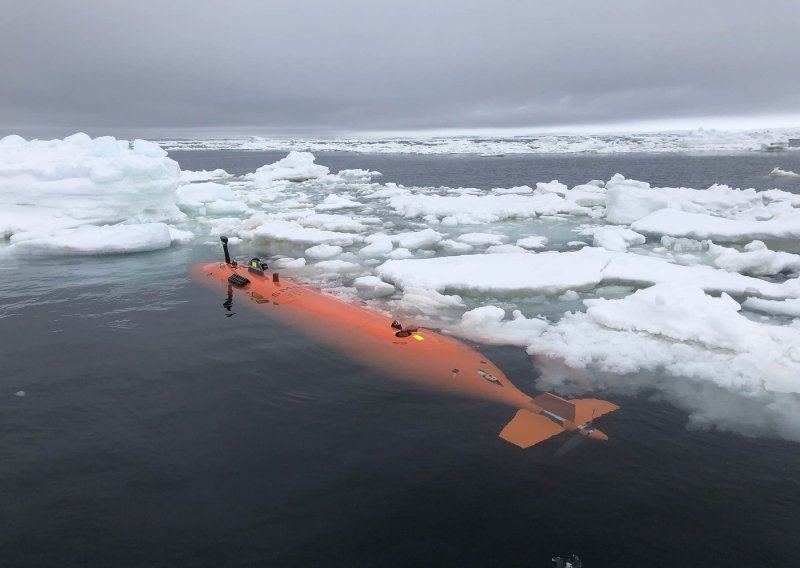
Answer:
[191,261,619,448]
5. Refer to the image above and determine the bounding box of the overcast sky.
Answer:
[2,0,799,138]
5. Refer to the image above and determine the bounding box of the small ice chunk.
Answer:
[398,287,466,314]
[175,182,239,209]
[305,244,343,260]
[438,239,474,254]
[313,260,362,274]
[456,233,507,246]
[241,219,356,246]
[486,244,527,254]
[391,228,443,250]
[388,248,414,259]
[559,290,580,301]
[168,227,195,244]
[708,241,800,276]
[516,236,549,249]
[336,169,382,182]
[14,390,26,397]
[660,236,708,253]
[589,226,646,252]
[492,185,533,195]
[769,167,800,178]
[353,275,396,297]
[358,234,394,258]
[742,297,800,317]
[633,209,800,241]
[248,151,329,186]
[179,168,231,182]
[273,257,307,269]
[315,194,362,211]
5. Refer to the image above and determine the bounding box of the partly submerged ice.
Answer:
[5,134,800,442]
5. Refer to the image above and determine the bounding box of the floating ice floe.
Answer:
[8,223,175,255]
[583,226,646,252]
[632,209,800,242]
[0,133,183,239]
[247,151,329,186]
[389,191,592,225]
[179,168,231,183]
[240,219,357,247]
[353,275,396,298]
[175,182,248,215]
[157,127,800,155]
[708,241,800,276]
[769,167,800,178]
[376,248,799,299]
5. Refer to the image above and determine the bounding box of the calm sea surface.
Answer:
[2,151,800,567]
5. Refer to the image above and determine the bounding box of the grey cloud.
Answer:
[1,0,799,137]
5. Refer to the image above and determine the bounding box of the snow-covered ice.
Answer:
[8,223,173,255]
[157,127,800,155]
[0,133,183,242]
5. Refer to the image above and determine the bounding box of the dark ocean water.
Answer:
[2,151,800,567]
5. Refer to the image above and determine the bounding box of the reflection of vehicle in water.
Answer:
[190,237,619,449]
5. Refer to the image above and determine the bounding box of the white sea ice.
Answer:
[742,297,800,317]
[708,241,800,276]
[389,192,591,225]
[769,167,800,178]
[516,236,549,249]
[604,174,766,225]
[448,306,549,347]
[240,219,357,246]
[632,209,800,242]
[175,181,249,216]
[353,275,395,298]
[377,248,798,299]
[335,169,382,183]
[492,185,533,195]
[315,194,362,211]
[456,233,507,246]
[390,228,443,250]
[377,249,612,295]
[168,227,195,244]
[312,260,362,274]
[585,226,646,252]
[438,239,474,254]
[292,213,368,233]
[486,244,528,254]
[272,257,307,269]
[0,133,182,238]
[247,151,329,186]
[179,168,231,183]
[358,234,395,258]
[397,287,465,314]
[305,244,343,260]
[9,223,173,255]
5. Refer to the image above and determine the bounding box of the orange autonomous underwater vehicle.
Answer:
[191,237,618,449]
